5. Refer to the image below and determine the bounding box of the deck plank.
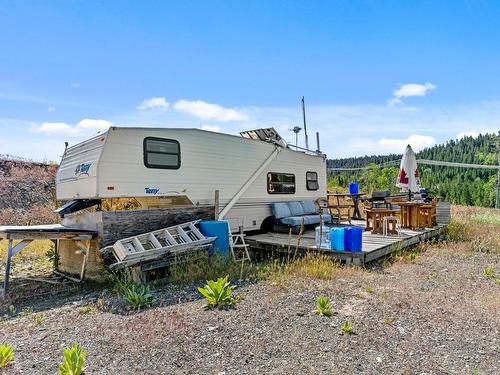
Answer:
[246,224,445,264]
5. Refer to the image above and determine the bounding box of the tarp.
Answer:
[396,144,420,192]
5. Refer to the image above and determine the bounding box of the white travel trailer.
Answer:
[56,127,327,232]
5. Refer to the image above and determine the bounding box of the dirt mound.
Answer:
[0,155,58,225]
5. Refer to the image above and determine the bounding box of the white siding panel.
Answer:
[58,127,328,230]
[56,133,108,200]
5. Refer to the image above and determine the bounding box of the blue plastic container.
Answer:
[344,226,363,252]
[330,227,345,251]
[348,182,359,195]
[199,221,230,256]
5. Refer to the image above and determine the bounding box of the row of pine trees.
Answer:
[327,133,499,207]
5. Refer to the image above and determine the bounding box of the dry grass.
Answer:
[450,206,500,254]
[0,240,54,272]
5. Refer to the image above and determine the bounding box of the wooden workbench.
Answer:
[0,224,97,297]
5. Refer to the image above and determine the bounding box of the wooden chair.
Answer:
[419,199,438,228]
[327,194,352,225]
[363,201,374,231]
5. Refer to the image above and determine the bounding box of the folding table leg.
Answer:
[2,239,32,297]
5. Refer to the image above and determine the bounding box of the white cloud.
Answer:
[200,124,221,132]
[388,82,437,106]
[33,118,113,136]
[346,135,436,156]
[456,129,497,139]
[76,118,113,131]
[173,99,248,122]
[71,83,80,88]
[137,97,170,111]
[378,135,436,152]
[36,122,77,135]
[47,106,56,112]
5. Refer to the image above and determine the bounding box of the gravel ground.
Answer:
[1,241,499,375]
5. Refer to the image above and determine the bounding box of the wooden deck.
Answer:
[246,220,445,265]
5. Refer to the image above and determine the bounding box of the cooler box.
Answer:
[199,221,230,256]
[344,226,363,252]
[330,227,345,251]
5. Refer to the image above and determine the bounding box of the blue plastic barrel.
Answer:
[199,221,230,256]
[344,226,363,252]
[330,227,345,251]
[348,182,359,195]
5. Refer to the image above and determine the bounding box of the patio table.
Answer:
[327,192,365,220]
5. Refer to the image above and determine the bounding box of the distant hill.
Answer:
[327,133,500,207]
[0,155,58,225]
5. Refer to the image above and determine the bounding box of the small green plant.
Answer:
[383,317,394,325]
[79,305,96,315]
[46,244,59,266]
[33,313,45,325]
[408,250,418,262]
[122,284,154,310]
[197,275,235,309]
[0,343,14,368]
[7,305,16,316]
[341,320,353,334]
[483,266,494,279]
[314,296,333,317]
[58,343,86,375]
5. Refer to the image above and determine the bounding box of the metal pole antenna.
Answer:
[301,96,309,151]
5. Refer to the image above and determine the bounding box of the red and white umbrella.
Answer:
[396,144,420,193]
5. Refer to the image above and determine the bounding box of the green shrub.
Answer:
[122,284,154,310]
[341,320,353,334]
[314,296,333,317]
[0,343,14,368]
[446,219,470,242]
[58,343,86,375]
[197,275,235,309]
[169,252,257,284]
[46,244,59,266]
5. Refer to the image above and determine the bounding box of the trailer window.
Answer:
[144,137,180,169]
[267,172,295,194]
[306,171,319,191]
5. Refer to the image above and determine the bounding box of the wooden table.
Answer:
[327,193,365,221]
[399,202,426,230]
[0,225,97,297]
[365,208,399,234]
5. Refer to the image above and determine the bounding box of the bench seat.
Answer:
[271,200,331,229]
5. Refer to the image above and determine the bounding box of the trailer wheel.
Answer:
[260,216,274,233]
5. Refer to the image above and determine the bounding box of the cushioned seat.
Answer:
[271,200,331,228]
[281,213,331,226]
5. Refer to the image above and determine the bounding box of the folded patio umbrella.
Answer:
[396,144,420,193]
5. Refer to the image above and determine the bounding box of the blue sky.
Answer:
[1,0,499,161]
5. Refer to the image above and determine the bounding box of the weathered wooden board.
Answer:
[100,206,215,246]
[61,206,215,247]
[56,206,215,279]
